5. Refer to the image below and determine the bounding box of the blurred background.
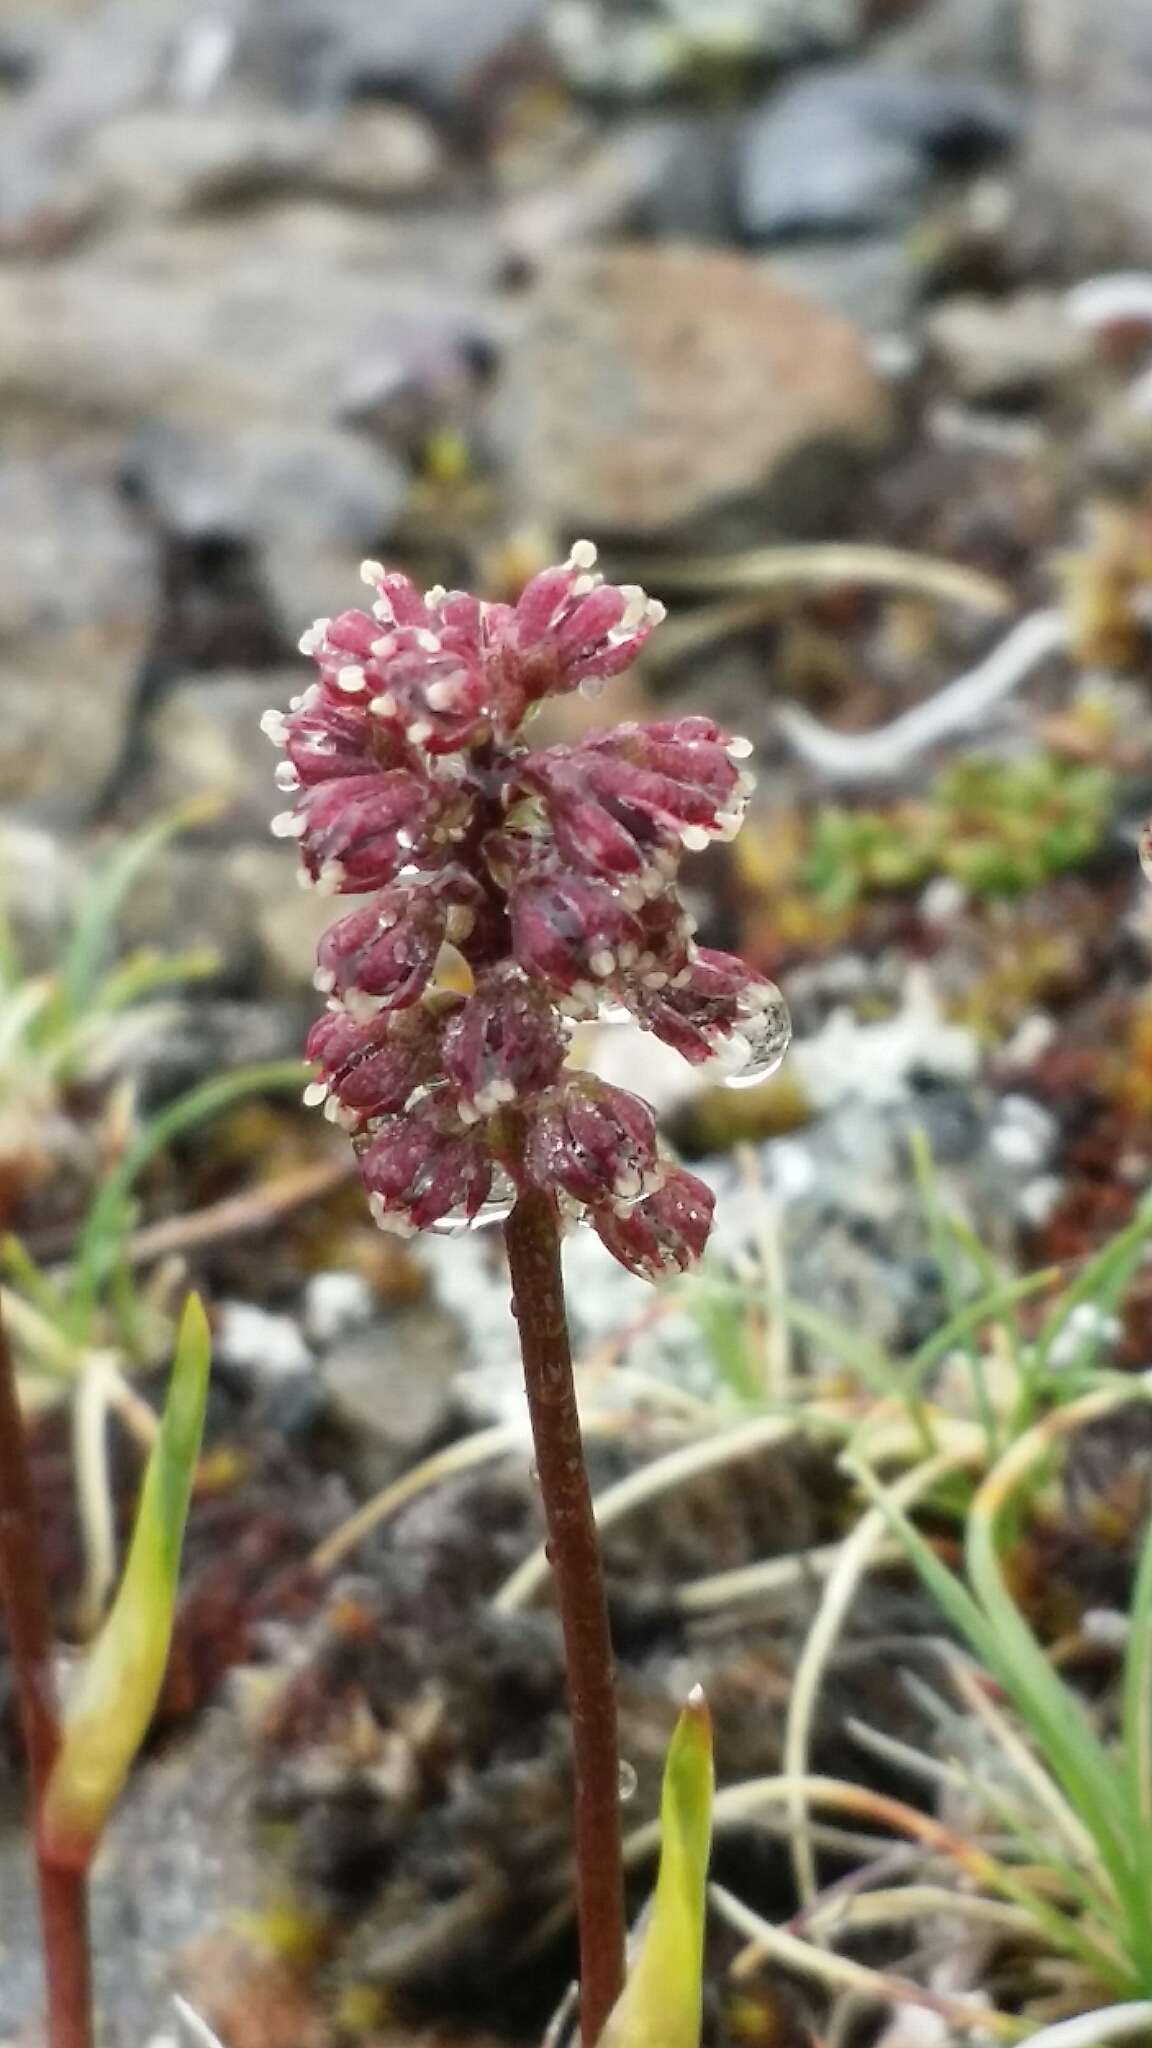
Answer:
[7,2,1152,2044]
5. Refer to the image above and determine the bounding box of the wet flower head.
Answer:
[264,543,790,1277]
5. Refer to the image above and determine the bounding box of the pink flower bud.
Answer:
[508,869,644,995]
[293,771,471,894]
[314,869,483,1015]
[590,1168,715,1280]
[441,967,566,1119]
[305,1004,448,1127]
[357,1098,495,1233]
[524,1078,660,1209]
[636,948,789,1070]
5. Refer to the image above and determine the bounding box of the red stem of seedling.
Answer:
[504,1187,626,2047]
[0,1302,93,2048]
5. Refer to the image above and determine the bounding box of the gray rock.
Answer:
[924,289,1089,404]
[0,456,156,823]
[0,204,498,438]
[226,845,341,997]
[0,821,82,972]
[499,242,891,541]
[127,669,288,840]
[120,424,408,636]
[82,99,444,218]
[767,234,917,338]
[1015,0,1152,272]
[873,0,1022,83]
[320,1306,468,1487]
[1024,0,1152,104]
[736,64,1020,242]
[237,0,548,113]
[0,1706,270,2048]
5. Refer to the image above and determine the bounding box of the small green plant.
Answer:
[0,1057,305,1631]
[716,1377,1152,2034]
[602,1690,713,2048]
[0,1293,210,2048]
[0,801,221,1197]
[802,752,1116,910]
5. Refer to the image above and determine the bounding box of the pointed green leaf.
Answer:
[600,1690,714,2048]
[41,1295,211,1867]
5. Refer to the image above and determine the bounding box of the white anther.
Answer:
[260,708,288,746]
[297,618,330,657]
[336,665,367,694]
[359,559,385,586]
[270,810,305,838]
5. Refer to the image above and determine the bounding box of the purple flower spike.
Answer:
[266,541,790,1277]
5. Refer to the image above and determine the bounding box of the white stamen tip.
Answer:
[727,736,754,759]
[359,559,385,586]
[260,708,288,746]
[270,810,305,839]
[336,665,367,694]
[569,539,598,570]
[680,824,711,853]
[302,1080,329,1107]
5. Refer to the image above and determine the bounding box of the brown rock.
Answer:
[499,243,891,541]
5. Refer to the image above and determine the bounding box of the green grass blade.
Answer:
[1033,1201,1152,1379]
[1121,1505,1152,1830]
[57,799,220,1024]
[67,1059,307,1335]
[601,1690,714,2048]
[40,1295,211,1867]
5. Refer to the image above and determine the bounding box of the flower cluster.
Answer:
[265,543,790,1278]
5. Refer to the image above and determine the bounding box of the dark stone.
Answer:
[736,63,1020,241]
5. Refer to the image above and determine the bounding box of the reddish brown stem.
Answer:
[0,1303,93,2048]
[504,1188,626,2047]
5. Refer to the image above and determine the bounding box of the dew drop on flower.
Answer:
[597,999,633,1025]
[618,1759,638,1802]
[428,1170,517,1233]
[719,985,792,1090]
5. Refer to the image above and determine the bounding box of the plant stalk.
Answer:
[505,1188,626,2046]
[0,1301,93,2048]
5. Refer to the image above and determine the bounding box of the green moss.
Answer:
[801,753,1117,908]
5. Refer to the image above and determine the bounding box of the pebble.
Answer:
[924,291,1089,405]
[214,1301,314,1380]
[736,64,1019,242]
[303,1270,376,1347]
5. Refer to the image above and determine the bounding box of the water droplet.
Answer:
[428,1171,516,1232]
[719,985,792,1090]
[618,1759,638,1802]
